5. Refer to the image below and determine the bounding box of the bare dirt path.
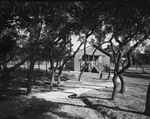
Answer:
[29,79,113,101]
[25,74,113,119]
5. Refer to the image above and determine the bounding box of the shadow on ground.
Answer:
[0,68,77,101]
[80,91,147,118]
[82,98,143,115]
[123,70,150,80]
[0,96,84,119]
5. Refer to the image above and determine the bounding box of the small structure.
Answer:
[65,45,111,73]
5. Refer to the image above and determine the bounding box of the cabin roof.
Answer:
[76,45,111,57]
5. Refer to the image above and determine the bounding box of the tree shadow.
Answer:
[0,68,51,100]
[82,98,144,116]
[92,77,111,81]
[0,68,79,101]
[67,81,107,88]
[126,82,149,87]
[56,85,80,91]
[13,68,47,80]
[60,75,71,81]
[0,68,69,100]
[0,96,85,119]
[0,68,109,102]
[61,73,77,81]
[81,96,112,100]
[0,76,27,101]
[123,70,150,80]
[52,83,107,93]
[95,88,113,93]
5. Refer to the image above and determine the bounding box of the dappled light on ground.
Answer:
[0,96,86,119]
[0,68,150,119]
[0,70,111,119]
[81,85,148,119]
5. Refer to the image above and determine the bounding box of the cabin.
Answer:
[65,45,111,73]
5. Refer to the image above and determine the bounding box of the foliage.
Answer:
[144,45,150,64]
[103,64,110,72]
[0,1,150,98]
[131,44,150,65]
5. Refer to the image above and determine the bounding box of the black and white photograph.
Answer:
[0,1,150,119]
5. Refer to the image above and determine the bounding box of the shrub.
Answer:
[103,64,110,72]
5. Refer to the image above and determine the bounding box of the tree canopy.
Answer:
[0,2,150,112]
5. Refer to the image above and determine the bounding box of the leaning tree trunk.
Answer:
[144,81,150,116]
[27,60,35,94]
[78,65,86,82]
[57,72,61,84]
[112,75,119,101]
[111,74,126,100]
[119,74,125,93]
[139,64,145,73]
[49,61,58,90]
[57,66,63,84]
[49,70,55,90]
[56,61,63,84]
[99,70,103,80]
[106,67,111,80]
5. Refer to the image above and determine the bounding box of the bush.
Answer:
[103,64,110,72]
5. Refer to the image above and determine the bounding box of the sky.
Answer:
[71,33,150,52]
[71,34,108,51]
[71,34,92,51]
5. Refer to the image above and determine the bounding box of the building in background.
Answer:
[65,45,111,73]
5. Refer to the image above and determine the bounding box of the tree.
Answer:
[144,44,150,116]
[0,2,55,93]
[1,2,150,114]
[37,2,86,90]
[0,1,23,94]
[82,1,150,114]
[0,30,17,79]
[105,7,150,100]
[39,1,107,89]
[144,44,150,65]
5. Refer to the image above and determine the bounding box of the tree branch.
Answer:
[118,35,149,74]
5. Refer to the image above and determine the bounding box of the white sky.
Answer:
[71,34,108,51]
[71,34,91,51]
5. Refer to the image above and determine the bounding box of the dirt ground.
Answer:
[0,68,150,119]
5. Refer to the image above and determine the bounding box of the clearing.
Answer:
[0,68,150,119]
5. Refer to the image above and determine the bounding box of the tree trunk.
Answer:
[1,62,8,78]
[119,74,125,93]
[38,60,40,73]
[100,70,103,80]
[49,70,55,90]
[139,64,145,73]
[16,59,21,70]
[8,56,31,72]
[1,62,11,83]
[57,75,61,84]
[49,61,58,90]
[46,59,48,76]
[112,75,119,101]
[57,66,63,84]
[144,81,150,116]
[107,67,111,80]
[1,70,11,83]
[78,65,85,82]
[27,60,35,94]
